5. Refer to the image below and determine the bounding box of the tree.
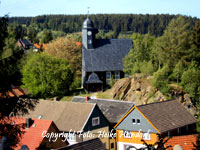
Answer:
[44,35,82,89]
[123,33,155,75]
[181,62,200,105]
[141,134,171,150]
[152,65,170,95]
[37,30,53,43]
[22,53,73,98]
[44,36,82,77]
[152,16,191,69]
[190,21,200,65]
[0,15,39,149]
[0,16,8,57]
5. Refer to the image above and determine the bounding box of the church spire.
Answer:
[87,7,90,19]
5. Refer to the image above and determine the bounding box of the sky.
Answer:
[0,0,200,18]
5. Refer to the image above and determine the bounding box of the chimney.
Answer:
[26,118,32,129]
[85,96,89,102]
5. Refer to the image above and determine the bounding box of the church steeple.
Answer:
[82,17,95,49]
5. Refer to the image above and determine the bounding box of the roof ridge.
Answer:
[170,134,199,138]
[137,99,177,107]
[73,96,134,104]
[40,99,95,106]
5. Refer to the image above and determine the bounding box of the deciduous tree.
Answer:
[22,54,73,98]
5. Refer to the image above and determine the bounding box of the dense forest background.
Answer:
[8,14,198,38]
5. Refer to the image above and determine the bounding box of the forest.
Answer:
[8,14,199,38]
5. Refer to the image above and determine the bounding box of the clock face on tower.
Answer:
[87,31,92,36]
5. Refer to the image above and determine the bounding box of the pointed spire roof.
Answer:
[85,72,103,84]
[82,18,94,29]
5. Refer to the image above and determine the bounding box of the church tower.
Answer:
[82,17,97,49]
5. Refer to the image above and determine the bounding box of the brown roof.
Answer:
[21,100,95,132]
[57,138,106,150]
[137,99,197,133]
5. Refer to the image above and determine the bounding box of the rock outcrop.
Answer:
[109,74,197,115]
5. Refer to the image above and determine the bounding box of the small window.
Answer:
[143,132,150,141]
[132,119,136,124]
[124,130,132,138]
[114,71,120,81]
[111,143,114,149]
[92,117,100,126]
[88,40,92,44]
[106,72,112,84]
[137,119,140,124]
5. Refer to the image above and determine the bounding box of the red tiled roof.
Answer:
[33,43,47,50]
[75,42,82,46]
[11,117,53,150]
[165,134,199,150]
[0,87,28,98]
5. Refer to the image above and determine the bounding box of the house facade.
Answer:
[114,100,198,150]
[81,18,132,93]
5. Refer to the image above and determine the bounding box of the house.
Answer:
[57,138,106,150]
[81,17,133,93]
[72,96,134,126]
[20,100,111,149]
[114,99,198,150]
[10,117,68,150]
[72,96,135,150]
[17,39,32,50]
[164,134,200,150]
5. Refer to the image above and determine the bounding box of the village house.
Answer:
[72,96,135,150]
[17,39,32,50]
[81,17,133,93]
[114,99,198,150]
[10,117,68,150]
[20,100,111,149]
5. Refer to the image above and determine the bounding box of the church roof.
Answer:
[83,39,132,72]
[82,18,94,29]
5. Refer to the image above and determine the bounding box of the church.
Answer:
[82,17,133,93]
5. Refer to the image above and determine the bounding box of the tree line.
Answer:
[8,14,199,37]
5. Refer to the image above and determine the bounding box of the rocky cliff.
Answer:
[108,74,197,115]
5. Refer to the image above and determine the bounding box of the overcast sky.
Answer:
[0,0,200,18]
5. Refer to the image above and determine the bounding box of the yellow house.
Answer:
[114,100,197,150]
